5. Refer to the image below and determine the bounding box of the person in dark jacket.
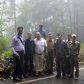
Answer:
[25,32,35,77]
[54,34,69,79]
[65,34,71,77]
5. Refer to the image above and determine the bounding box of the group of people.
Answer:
[11,25,80,81]
[54,34,80,80]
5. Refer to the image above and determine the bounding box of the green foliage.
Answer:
[1,50,12,59]
[79,43,84,65]
[80,43,84,56]
[0,36,10,53]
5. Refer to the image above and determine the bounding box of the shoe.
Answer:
[35,73,39,77]
[74,77,78,80]
[13,78,20,81]
[24,75,28,78]
[69,75,73,78]
[62,76,66,79]
[41,73,45,76]
[55,75,61,79]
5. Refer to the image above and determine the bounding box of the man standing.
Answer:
[45,32,54,75]
[35,25,46,39]
[34,32,47,76]
[65,34,71,77]
[11,27,25,81]
[54,34,69,79]
[70,34,80,80]
[25,32,35,77]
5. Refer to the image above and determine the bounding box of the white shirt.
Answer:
[34,38,47,54]
[11,36,25,54]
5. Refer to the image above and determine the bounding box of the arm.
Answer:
[77,42,80,55]
[53,42,57,56]
[44,39,47,58]
[24,40,27,53]
[11,37,18,55]
[33,40,35,54]
[64,42,69,57]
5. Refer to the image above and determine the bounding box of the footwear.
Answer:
[62,76,66,79]
[55,75,61,78]
[74,77,78,80]
[13,78,20,81]
[41,73,45,76]
[35,73,39,77]
[69,75,73,78]
[24,75,28,78]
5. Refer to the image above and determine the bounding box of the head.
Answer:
[57,33,63,42]
[39,24,43,31]
[27,32,32,39]
[72,34,76,43]
[17,26,23,36]
[67,34,71,41]
[48,32,53,40]
[36,32,41,40]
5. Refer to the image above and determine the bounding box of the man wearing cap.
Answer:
[69,34,80,80]
[65,34,72,77]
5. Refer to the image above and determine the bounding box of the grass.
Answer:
[79,42,84,65]
[80,43,84,55]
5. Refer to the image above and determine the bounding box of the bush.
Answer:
[79,43,84,65]
[1,50,12,59]
[0,36,10,53]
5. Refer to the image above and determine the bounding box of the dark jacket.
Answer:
[54,40,69,58]
[25,39,35,54]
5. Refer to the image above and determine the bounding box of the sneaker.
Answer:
[74,77,78,80]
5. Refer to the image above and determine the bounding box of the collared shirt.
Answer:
[34,38,47,54]
[11,35,25,54]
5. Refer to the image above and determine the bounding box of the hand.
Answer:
[15,52,19,57]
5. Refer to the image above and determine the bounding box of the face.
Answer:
[72,36,76,42]
[17,27,23,36]
[36,32,41,39]
[27,32,32,39]
[48,33,52,39]
[39,25,43,31]
[58,35,62,41]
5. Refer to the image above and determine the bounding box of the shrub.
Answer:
[1,50,12,59]
[0,36,10,53]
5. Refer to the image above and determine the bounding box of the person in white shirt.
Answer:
[34,32,47,76]
[11,26,25,81]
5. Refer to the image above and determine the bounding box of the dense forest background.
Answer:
[0,0,84,41]
[0,0,84,58]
